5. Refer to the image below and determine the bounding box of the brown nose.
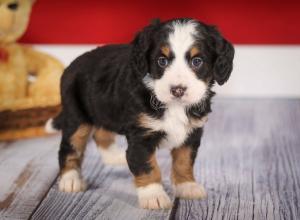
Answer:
[170,85,187,98]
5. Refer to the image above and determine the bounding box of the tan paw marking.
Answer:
[58,169,86,192]
[137,183,172,209]
[175,182,207,199]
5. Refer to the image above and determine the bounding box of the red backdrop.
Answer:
[20,0,300,44]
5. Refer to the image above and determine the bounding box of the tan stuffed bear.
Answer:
[0,0,64,140]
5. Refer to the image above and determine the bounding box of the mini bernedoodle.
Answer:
[46,18,234,210]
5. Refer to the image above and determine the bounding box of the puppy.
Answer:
[48,18,234,209]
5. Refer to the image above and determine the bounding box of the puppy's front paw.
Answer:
[137,183,172,209]
[175,182,207,199]
[58,169,86,192]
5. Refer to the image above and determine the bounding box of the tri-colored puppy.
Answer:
[47,18,234,209]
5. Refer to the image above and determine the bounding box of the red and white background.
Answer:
[21,0,300,97]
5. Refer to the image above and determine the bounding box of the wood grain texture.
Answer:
[172,99,300,220]
[1,99,300,219]
[0,135,60,220]
[31,136,174,220]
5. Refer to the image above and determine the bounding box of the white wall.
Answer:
[34,45,300,98]
[215,45,300,98]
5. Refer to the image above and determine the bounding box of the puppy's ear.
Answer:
[207,26,234,85]
[131,22,158,77]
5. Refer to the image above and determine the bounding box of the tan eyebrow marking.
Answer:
[190,47,200,57]
[161,46,170,57]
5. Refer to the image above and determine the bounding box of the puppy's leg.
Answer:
[58,124,92,192]
[126,140,172,209]
[93,128,126,165]
[171,129,207,199]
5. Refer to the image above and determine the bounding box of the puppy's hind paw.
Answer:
[99,144,127,166]
[175,182,207,199]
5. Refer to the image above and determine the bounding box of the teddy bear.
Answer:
[0,0,64,140]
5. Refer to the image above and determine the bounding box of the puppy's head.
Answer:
[132,18,234,106]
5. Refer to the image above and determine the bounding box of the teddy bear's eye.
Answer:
[7,2,19,11]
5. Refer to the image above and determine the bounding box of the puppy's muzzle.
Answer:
[170,85,187,98]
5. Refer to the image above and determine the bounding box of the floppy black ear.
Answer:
[207,26,235,85]
[131,21,159,77]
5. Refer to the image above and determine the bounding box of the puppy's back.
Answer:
[59,44,133,125]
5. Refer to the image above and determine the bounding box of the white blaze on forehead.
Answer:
[168,20,198,57]
[146,20,207,106]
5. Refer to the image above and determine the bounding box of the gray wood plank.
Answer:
[31,136,174,220]
[172,99,300,220]
[5,99,299,219]
[0,135,61,220]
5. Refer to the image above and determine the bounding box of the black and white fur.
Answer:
[47,18,234,209]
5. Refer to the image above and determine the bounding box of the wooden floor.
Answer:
[0,99,299,220]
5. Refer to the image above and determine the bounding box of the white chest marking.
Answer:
[139,104,207,149]
[159,105,189,149]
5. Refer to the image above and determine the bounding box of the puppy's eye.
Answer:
[7,2,18,10]
[191,57,203,68]
[157,57,168,68]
